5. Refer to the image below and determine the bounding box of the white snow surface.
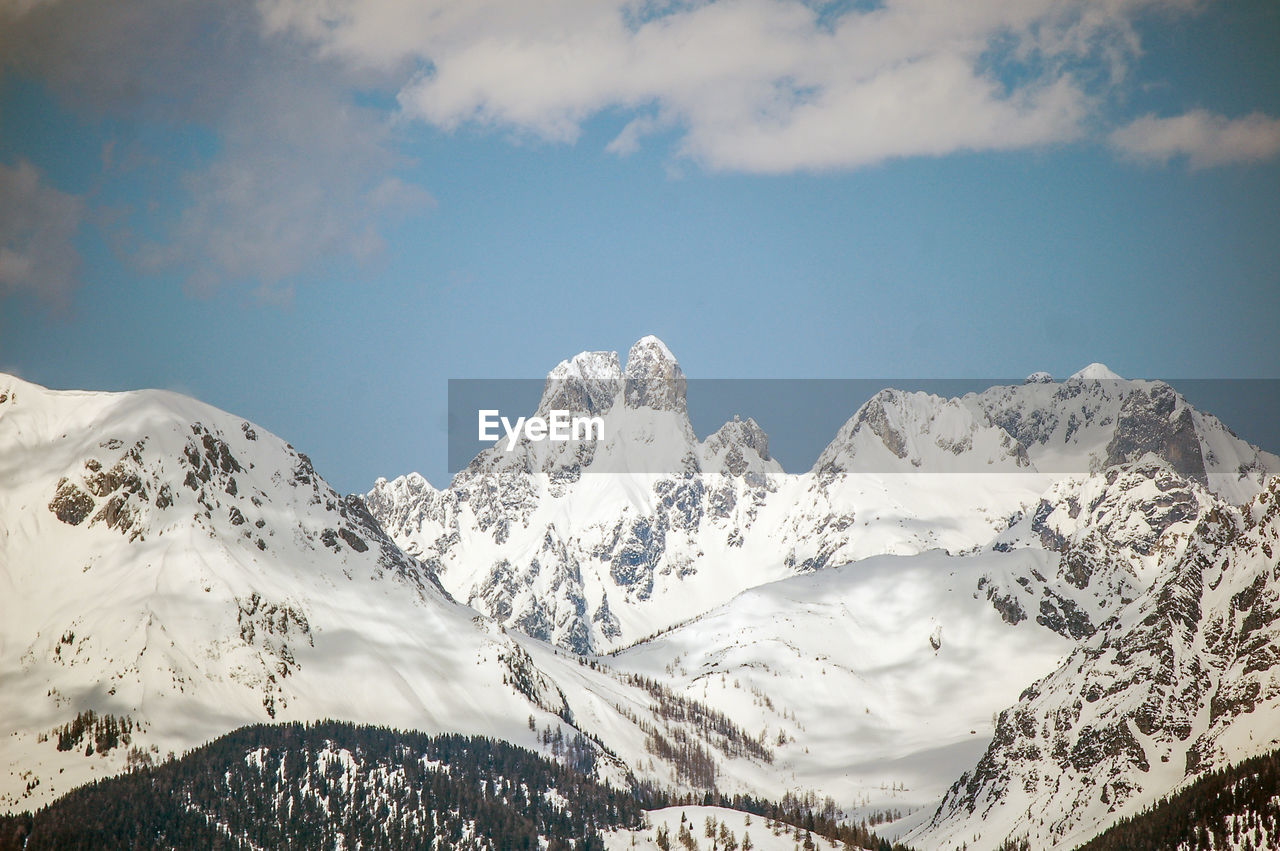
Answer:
[611,551,1072,819]
[370,345,1278,655]
[606,805,866,850]
[1069,363,1124,380]
[7,342,1280,851]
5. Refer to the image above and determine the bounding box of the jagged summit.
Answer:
[623,335,686,412]
[370,346,1279,657]
[706,415,771,461]
[540,350,622,416]
[536,337,685,414]
[918,474,1280,850]
[815,388,1029,474]
[545,350,622,383]
[1070,362,1124,380]
[701,414,781,477]
[1025,371,1054,384]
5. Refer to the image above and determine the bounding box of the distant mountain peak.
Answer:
[546,350,623,382]
[1070,362,1123,380]
[701,415,780,477]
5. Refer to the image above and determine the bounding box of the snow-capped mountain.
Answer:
[7,341,1278,849]
[0,373,777,812]
[967,369,1276,504]
[367,339,1279,655]
[814,388,1030,475]
[912,475,1280,850]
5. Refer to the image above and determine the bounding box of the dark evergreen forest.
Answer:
[1074,746,1280,851]
[0,720,912,850]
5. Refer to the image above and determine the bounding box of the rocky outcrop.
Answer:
[979,457,1219,639]
[917,477,1280,850]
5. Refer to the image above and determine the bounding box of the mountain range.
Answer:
[3,336,1278,849]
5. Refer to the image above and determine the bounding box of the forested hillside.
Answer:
[0,721,644,850]
[1075,747,1280,851]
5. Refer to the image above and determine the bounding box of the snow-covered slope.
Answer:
[912,475,1280,850]
[609,551,1073,820]
[815,388,1030,475]
[0,373,776,813]
[369,341,1048,654]
[606,805,881,851]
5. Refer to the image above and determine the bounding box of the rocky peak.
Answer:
[623,336,686,412]
[705,415,771,461]
[539,350,623,416]
[815,388,1029,474]
[1104,381,1206,483]
[1032,455,1213,556]
[1025,371,1054,384]
[701,415,781,477]
[921,473,1280,850]
[851,390,912,459]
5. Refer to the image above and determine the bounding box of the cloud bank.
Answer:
[261,0,1210,172]
[2,0,1278,305]
[1,0,430,302]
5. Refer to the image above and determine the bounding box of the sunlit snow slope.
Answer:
[611,551,1073,820]
[0,374,773,812]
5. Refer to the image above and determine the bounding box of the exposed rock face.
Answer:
[858,392,909,459]
[814,388,1030,475]
[623,335,686,413]
[969,373,1276,502]
[980,457,1219,640]
[917,477,1280,851]
[49,480,95,526]
[3,371,778,814]
[702,416,777,479]
[540,350,622,417]
[1104,382,1206,484]
[366,339,799,654]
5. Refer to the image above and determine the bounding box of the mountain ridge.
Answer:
[367,338,1279,654]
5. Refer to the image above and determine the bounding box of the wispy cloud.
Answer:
[1110,109,1280,169]
[0,160,84,307]
[0,0,431,302]
[262,0,1199,172]
[132,61,433,301]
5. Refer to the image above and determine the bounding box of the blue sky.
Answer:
[1,0,1278,492]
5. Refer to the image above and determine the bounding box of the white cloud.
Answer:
[0,160,84,307]
[261,0,1196,172]
[1110,109,1280,168]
